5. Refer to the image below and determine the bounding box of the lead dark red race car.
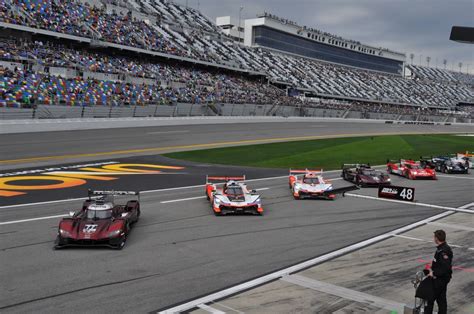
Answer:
[55,190,140,250]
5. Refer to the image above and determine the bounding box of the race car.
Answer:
[419,155,450,169]
[55,190,140,249]
[434,158,469,174]
[289,169,359,200]
[341,163,391,187]
[457,151,473,169]
[205,176,263,215]
[386,159,437,180]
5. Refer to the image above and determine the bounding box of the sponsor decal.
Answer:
[378,185,415,202]
[0,162,185,197]
[83,224,98,233]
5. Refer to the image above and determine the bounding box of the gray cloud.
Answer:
[174,0,473,72]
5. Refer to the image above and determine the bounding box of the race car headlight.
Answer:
[214,198,222,205]
[59,229,71,237]
[293,184,300,192]
[413,171,418,175]
[386,178,391,181]
[447,166,452,170]
[108,230,122,238]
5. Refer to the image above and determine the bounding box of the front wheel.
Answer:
[113,236,127,250]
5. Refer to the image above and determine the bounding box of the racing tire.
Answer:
[214,211,222,216]
[54,236,66,250]
[113,235,127,250]
[134,209,140,224]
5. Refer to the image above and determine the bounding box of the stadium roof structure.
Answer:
[450,26,474,44]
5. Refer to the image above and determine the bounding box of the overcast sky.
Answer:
[175,0,473,73]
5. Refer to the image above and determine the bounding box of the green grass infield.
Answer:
[164,134,474,170]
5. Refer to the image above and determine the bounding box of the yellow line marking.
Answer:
[0,131,453,164]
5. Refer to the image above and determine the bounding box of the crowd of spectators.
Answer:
[0,0,472,113]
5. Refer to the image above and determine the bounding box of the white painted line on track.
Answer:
[196,304,225,314]
[158,202,473,313]
[0,171,348,210]
[345,193,474,214]
[393,235,469,250]
[161,196,205,204]
[160,188,271,204]
[428,222,474,232]
[212,302,244,314]
[437,174,474,180]
[0,197,90,210]
[281,274,406,313]
[0,214,68,226]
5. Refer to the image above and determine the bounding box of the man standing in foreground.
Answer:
[425,229,453,314]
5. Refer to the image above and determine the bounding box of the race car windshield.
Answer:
[303,177,320,184]
[86,210,112,220]
[226,187,243,195]
[407,164,422,169]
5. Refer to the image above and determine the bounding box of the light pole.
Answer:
[426,56,431,67]
[443,59,447,70]
[458,62,463,72]
[239,6,244,43]
[409,53,414,65]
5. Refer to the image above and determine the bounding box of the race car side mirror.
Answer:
[69,211,75,217]
[251,189,257,194]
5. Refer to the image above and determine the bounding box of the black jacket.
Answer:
[432,242,453,283]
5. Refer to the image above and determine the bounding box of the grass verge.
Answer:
[164,134,474,169]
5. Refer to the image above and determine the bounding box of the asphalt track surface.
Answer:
[1,121,474,170]
[1,121,473,313]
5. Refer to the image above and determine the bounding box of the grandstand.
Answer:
[0,0,473,120]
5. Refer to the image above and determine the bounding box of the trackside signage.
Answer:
[378,185,415,202]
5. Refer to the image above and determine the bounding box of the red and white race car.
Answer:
[289,169,358,200]
[457,151,473,169]
[205,175,263,215]
[386,159,437,180]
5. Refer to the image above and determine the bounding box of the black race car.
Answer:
[434,159,469,174]
[341,164,391,187]
[419,156,450,169]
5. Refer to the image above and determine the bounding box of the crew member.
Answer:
[425,229,453,314]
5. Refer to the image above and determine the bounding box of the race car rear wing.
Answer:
[206,175,246,184]
[289,169,323,175]
[341,163,370,169]
[88,189,140,200]
[457,151,473,157]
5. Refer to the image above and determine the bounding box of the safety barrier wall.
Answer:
[0,104,471,124]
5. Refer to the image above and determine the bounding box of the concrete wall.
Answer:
[0,104,471,124]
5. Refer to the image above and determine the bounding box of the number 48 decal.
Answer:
[399,188,414,201]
